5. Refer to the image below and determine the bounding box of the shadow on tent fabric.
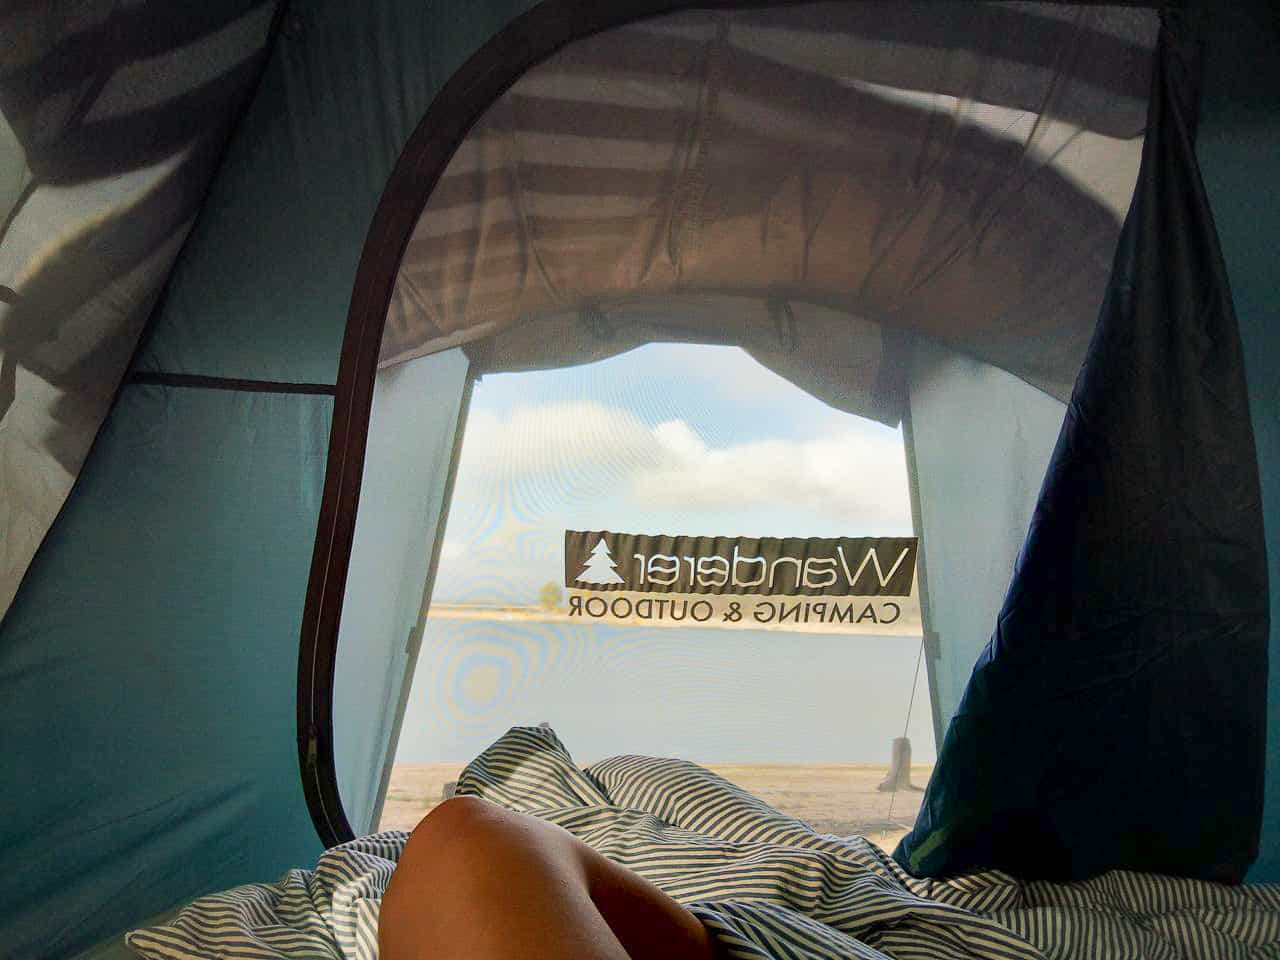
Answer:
[0,0,277,451]
[0,0,280,616]
[895,6,1269,884]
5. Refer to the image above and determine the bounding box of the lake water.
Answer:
[393,617,936,766]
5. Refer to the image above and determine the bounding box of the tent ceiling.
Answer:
[381,3,1157,411]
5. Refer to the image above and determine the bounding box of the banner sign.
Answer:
[563,530,920,633]
[565,531,916,596]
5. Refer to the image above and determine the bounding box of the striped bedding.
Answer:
[128,726,1280,960]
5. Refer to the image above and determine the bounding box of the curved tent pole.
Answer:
[298,0,1163,846]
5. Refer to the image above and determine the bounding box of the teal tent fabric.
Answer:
[0,386,330,959]
[0,1,279,618]
[1196,2,1280,885]
[131,0,539,383]
[897,8,1270,882]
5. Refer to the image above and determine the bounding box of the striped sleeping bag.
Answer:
[129,725,1280,959]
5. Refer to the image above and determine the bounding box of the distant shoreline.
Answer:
[427,602,923,637]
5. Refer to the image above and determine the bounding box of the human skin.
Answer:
[379,796,722,960]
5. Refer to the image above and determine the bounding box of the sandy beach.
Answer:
[428,602,923,637]
[380,761,934,851]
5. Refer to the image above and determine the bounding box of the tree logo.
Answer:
[575,537,625,585]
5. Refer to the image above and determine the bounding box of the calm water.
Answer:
[393,617,935,766]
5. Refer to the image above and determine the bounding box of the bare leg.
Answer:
[380,796,719,960]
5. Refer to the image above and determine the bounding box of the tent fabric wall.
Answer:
[898,7,1269,883]
[129,0,538,383]
[333,349,471,836]
[1196,3,1280,885]
[0,1,280,620]
[905,340,1066,735]
[0,384,331,960]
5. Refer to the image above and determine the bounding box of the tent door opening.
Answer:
[335,341,943,847]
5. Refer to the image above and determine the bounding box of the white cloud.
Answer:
[451,400,910,532]
[454,400,656,494]
[633,419,911,530]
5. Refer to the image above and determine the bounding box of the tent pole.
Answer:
[900,385,944,751]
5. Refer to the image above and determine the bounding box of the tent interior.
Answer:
[1,2,1278,959]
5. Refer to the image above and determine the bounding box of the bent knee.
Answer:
[384,799,495,919]
[394,797,582,889]
[396,797,506,877]
[409,795,500,845]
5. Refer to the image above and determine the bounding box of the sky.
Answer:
[433,343,915,605]
[388,343,938,765]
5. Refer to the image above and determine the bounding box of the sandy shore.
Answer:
[428,602,923,637]
[381,762,934,851]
